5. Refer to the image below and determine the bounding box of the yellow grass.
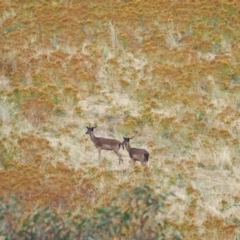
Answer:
[0,0,240,239]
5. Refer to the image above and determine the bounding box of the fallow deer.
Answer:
[122,136,149,166]
[85,126,123,164]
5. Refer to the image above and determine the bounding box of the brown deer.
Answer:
[122,136,149,166]
[85,126,123,164]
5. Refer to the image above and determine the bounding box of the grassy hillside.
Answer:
[0,0,240,239]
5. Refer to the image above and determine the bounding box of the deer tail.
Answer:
[144,153,149,162]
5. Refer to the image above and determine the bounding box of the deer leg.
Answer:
[113,150,123,165]
[140,157,148,166]
[131,159,136,166]
[118,156,123,165]
[119,154,123,165]
[140,161,146,166]
[139,157,145,166]
[98,148,101,161]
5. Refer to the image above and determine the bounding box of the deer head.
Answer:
[85,126,97,134]
[122,136,134,149]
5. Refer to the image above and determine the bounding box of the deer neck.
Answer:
[89,132,97,143]
[125,142,131,152]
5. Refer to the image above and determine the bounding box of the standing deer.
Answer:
[122,136,149,166]
[85,126,123,164]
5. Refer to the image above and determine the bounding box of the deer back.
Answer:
[93,136,121,150]
[129,148,149,160]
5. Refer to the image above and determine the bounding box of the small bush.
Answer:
[0,186,182,240]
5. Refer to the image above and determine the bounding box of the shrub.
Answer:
[0,186,182,240]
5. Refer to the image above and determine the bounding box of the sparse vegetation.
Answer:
[0,186,181,240]
[0,0,240,239]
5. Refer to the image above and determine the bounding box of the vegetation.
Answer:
[0,186,181,239]
[0,0,240,239]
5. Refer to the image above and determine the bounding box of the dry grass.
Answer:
[0,0,240,239]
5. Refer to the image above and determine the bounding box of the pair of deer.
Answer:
[86,126,149,166]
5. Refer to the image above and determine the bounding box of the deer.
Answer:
[122,136,149,166]
[85,126,124,164]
